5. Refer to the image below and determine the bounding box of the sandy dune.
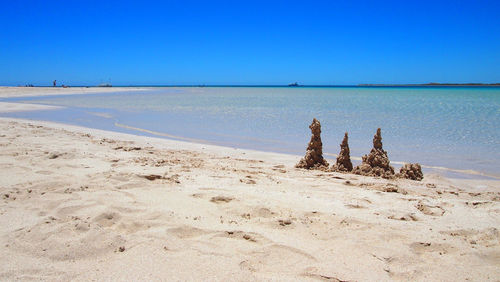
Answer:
[0,117,499,281]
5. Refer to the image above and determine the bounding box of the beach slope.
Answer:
[0,118,499,281]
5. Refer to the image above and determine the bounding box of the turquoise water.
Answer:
[2,87,500,178]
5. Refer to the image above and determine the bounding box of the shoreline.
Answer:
[0,117,298,165]
[5,112,499,180]
[114,119,500,180]
[6,111,499,180]
[0,85,498,180]
[3,116,499,187]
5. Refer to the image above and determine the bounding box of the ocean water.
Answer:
[2,87,500,179]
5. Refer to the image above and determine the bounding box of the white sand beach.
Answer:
[0,86,149,98]
[0,88,499,281]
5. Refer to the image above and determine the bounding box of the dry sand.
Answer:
[0,102,62,113]
[0,88,499,281]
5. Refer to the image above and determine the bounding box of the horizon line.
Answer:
[5,82,500,88]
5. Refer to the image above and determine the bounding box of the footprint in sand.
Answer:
[191,193,205,199]
[93,212,121,227]
[240,176,256,184]
[8,217,126,261]
[116,221,149,234]
[410,242,454,255]
[465,201,494,209]
[240,244,316,273]
[166,226,212,239]
[415,201,445,216]
[215,230,264,243]
[272,165,287,173]
[252,207,275,218]
[388,213,419,221]
[301,271,347,282]
[440,228,499,247]
[35,170,53,175]
[345,203,367,209]
[210,196,234,203]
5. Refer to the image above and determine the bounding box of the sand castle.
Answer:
[352,128,395,179]
[331,132,353,172]
[297,122,423,180]
[398,163,424,181]
[296,118,329,169]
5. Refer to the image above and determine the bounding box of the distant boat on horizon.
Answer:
[98,83,112,87]
[288,82,300,87]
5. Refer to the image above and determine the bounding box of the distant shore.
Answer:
[358,83,500,87]
[0,86,151,98]
[3,83,500,90]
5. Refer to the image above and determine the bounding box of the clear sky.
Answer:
[1,0,499,86]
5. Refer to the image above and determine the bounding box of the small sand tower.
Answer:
[331,132,353,172]
[353,128,395,178]
[296,118,329,169]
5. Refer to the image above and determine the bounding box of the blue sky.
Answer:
[1,0,499,86]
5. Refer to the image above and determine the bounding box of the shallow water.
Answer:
[2,86,500,179]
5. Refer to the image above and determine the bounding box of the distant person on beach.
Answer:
[53,80,56,87]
